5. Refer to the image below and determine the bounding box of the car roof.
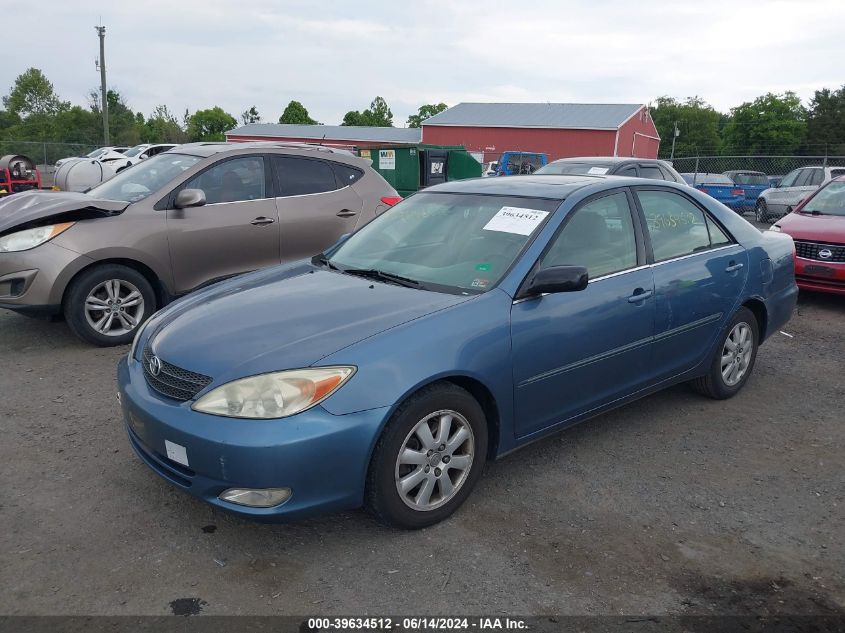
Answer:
[171,141,357,159]
[724,170,766,175]
[548,156,672,165]
[421,174,617,198]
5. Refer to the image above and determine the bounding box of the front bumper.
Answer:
[794,257,845,296]
[117,356,390,521]
[0,242,91,312]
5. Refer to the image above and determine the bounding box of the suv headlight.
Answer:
[192,367,356,419]
[0,222,75,252]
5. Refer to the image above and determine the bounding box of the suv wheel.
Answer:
[755,200,769,223]
[63,264,156,346]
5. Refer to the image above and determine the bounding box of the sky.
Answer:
[3,0,844,128]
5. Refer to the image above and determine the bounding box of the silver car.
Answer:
[756,165,845,222]
[0,142,399,346]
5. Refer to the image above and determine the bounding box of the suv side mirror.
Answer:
[524,265,589,296]
[174,188,206,209]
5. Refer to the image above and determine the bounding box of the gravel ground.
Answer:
[1,220,843,617]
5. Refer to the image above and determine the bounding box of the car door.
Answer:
[511,189,655,438]
[633,187,748,381]
[166,154,280,293]
[271,155,363,261]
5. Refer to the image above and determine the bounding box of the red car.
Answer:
[771,175,845,295]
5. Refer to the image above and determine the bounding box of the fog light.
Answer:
[218,487,291,508]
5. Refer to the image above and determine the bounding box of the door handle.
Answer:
[250,217,275,226]
[627,288,653,303]
[336,209,358,218]
[725,262,744,273]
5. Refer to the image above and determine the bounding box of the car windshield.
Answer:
[802,181,845,216]
[327,192,560,295]
[86,153,202,203]
[535,162,613,176]
[732,173,768,185]
[123,145,147,158]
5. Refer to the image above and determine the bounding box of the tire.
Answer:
[63,264,156,346]
[755,200,769,223]
[690,307,759,400]
[365,382,488,529]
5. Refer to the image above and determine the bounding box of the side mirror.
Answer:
[174,188,206,209]
[524,265,589,296]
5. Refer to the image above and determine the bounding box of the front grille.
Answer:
[142,345,212,402]
[794,240,845,263]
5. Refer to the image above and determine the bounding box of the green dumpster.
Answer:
[361,144,482,197]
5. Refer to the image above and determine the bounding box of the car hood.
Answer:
[777,212,845,242]
[0,190,128,234]
[148,265,470,385]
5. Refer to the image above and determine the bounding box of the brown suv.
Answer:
[0,142,399,345]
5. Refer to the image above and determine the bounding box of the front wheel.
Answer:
[63,264,156,346]
[690,307,759,399]
[365,382,488,529]
[755,200,769,223]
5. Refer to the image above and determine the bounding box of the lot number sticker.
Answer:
[379,150,396,170]
[588,166,609,175]
[483,207,549,236]
[164,440,189,467]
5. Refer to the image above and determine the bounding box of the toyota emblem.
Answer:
[818,248,833,260]
[148,355,162,377]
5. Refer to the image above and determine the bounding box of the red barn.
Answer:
[420,103,660,164]
[225,123,421,150]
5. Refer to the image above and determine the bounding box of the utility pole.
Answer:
[95,25,109,145]
[669,121,679,161]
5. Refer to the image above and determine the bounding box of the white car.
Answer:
[112,144,178,172]
[756,165,845,222]
[55,146,129,169]
[482,161,498,177]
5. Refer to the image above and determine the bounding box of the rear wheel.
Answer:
[755,200,769,223]
[365,382,488,529]
[690,307,759,399]
[63,264,156,346]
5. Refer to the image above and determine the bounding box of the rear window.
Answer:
[693,174,733,185]
[536,162,612,176]
[731,173,768,185]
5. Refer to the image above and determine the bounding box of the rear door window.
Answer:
[636,190,714,262]
[808,168,824,186]
[273,156,339,196]
[639,165,665,180]
[793,170,812,187]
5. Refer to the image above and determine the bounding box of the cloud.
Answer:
[2,0,843,129]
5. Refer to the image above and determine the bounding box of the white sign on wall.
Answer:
[379,149,396,170]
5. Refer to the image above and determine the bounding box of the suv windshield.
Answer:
[535,162,612,176]
[123,145,147,158]
[327,192,560,294]
[87,153,202,203]
[802,181,845,216]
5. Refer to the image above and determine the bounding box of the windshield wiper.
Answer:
[799,209,826,215]
[341,267,422,289]
[311,253,340,270]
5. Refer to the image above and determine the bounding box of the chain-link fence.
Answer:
[0,141,100,188]
[667,155,845,183]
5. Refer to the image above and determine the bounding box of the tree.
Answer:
[279,101,317,125]
[650,96,723,157]
[804,86,845,155]
[186,106,237,141]
[3,68,68,118]
[241,105,261,125]
[144,105,187,143]
[0,109,21,132]
[88,88,141,145]
[721,92,807,155]
[407,102,448,128]
[341,96,393,127]
[52,106,101,144]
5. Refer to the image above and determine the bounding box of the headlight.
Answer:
[0,222,75,252]
[192,366,355,419]
[768,225,782,232]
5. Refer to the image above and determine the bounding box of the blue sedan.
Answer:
[118,175,798,529]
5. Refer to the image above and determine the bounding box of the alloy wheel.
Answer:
[720,322,753,387]
[394,409,475,511]
[83,279,145,337]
